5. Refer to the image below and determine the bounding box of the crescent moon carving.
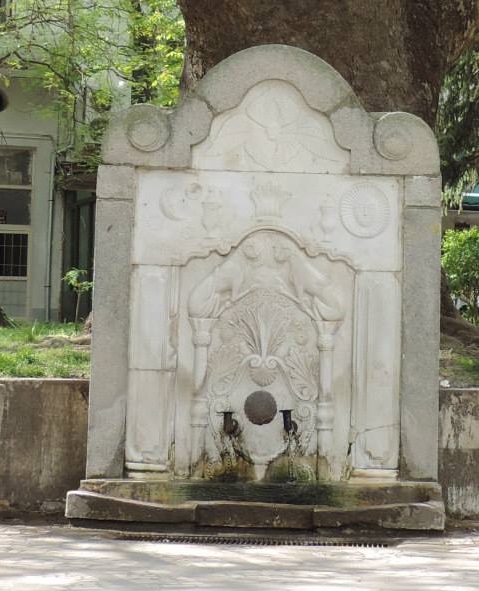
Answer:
[159,189,189,221]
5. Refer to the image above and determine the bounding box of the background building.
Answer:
[0,77,64,320]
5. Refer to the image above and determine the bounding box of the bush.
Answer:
[442,227,479,324]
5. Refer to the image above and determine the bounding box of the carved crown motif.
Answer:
[250,182,292,218]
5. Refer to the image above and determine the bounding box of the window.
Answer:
[0,189,31,224]
[0,148,32,279]
[0,148,32,187]
[0,232,28,276]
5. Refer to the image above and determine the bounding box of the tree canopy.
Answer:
[442,227,479,324]
[0,0,477,201]
[437,46,479,206]
[0,0,184,164]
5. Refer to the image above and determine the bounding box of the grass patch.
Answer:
[455,355,479,378]
[440,334,479,387]
[0,322,90,378]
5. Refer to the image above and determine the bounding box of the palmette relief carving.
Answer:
[204,290,319,462]
[340,183,390,239]
[188,231,345,474]
[193,80,350,173]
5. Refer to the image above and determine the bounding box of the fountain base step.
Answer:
[66,480,445,531]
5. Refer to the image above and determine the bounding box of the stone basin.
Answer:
[66,479,445,531]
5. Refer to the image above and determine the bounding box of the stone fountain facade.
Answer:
[67,46,445,531]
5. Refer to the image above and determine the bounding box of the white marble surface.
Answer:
[125,63,405,478]
[133,171,402,270]
[88,46,442,486]
[192,80,350,174]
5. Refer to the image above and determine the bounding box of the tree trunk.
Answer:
[178,0,478,341]
[179,0,478,127]
[441,267,458,319]
[0,305,14,328]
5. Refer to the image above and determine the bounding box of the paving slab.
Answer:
[0,524,478,590]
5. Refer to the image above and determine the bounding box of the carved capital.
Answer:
[189,317,216,346]
[314,319,341,350]
[192,331,212,347]
[317,334,335,351]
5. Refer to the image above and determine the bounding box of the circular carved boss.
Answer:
[126,105,170,152]
[340,183,390,239]
[373,112,413,161]
[244,390,277,425]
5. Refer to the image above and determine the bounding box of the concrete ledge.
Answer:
[0,379,88,512]
[439,388,479,518]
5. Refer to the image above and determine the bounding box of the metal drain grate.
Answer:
[114,533,390,548]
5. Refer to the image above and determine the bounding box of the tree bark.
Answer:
[179,0,478,127]
[178,0,479,341]
[0,306,14,328]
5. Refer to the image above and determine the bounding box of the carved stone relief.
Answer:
[159,182,229,239]
[249,181,293,220]
[351,272,401,470]
[192,80,350,173]
[373,113,413,161]
[186,230,345,480]
[68,45,447,532]
[188,231,343,323]
[135,171,401,271]
[204,289,319,477]
[340,183,390,239]
[126,105,170,152]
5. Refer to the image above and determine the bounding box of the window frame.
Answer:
[0,147,33,280]
[0,225,30,280]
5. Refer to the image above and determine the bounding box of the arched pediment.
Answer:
[101,45,439,176]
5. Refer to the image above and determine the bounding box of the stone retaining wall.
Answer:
[439,388,479,518]
[0,380,477,518]
[0,379,88,512]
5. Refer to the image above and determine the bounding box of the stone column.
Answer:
[189,317,216,472]
[315,319,341,478]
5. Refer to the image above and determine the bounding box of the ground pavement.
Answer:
[0,523,478,590]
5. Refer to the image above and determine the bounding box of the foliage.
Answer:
[0,0,185,166]
[63,267,93,294]
[0,322,90,377]
[437,47,479,208]
[63,267,93,322]
[442,228,479,324]
[127,0,185,104]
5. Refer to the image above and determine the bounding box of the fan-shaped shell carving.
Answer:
[249,365,277,386]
